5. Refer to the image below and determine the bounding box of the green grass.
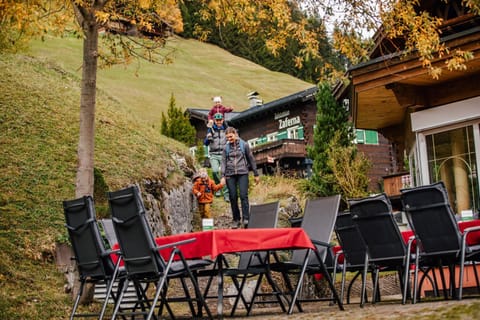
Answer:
[29,35,313,126]
[0,52,192,319]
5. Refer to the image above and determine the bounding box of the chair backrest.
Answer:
[248,201,280,228]
[238,201,280,269]
[107,185,164,277]
[63,196,115,278]
[99,218,117,249]
[401,181,461,257]
[349,193,406,265]
[291,195,341,266]
[335,211,367,267]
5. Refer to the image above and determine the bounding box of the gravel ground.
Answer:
[231,298,480,319]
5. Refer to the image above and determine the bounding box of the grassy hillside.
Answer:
[0,52,193,319]
[29,35,314,125]
[0,35,313,318]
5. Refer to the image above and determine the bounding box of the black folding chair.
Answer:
[349,193,415,307]
[335,211,376,305]
[401,181,480,302]
[232,201,287,315]
[107,185,213,320]
[268,195,344,314]
[63,196,124,320]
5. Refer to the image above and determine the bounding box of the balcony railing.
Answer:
[252,139,306,165]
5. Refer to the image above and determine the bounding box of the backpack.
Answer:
[225,139,251,170]
[225,139,246,157]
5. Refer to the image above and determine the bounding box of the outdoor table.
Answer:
[112,228,315,318]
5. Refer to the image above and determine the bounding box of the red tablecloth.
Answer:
[458,220,480,245]
[111,227,314,264]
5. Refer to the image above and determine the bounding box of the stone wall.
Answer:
[142,177,196,237]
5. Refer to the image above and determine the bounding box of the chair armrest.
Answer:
[154,237,196,251]
[102,248,121,258]
[462,226,480,234]
[461,226,480,248]
[311,239,332,248]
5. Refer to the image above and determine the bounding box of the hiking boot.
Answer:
[231,220,240,229]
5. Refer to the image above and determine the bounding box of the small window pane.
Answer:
[365,130,378,144]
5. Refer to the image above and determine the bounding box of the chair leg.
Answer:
[70,280,85,320]
[279,269,303,313]
[340,261,347,303]
[179,276,197,316]
[472,261,480,294]
[246,273,263,316]
[458,246,467,300]
[412,249,420,304]
[448,264,456,299]
[287,252,310,315]
[402,253,412,305]
[360,254,369,308]
[146,275,169,320]
[230,275,248,317]
[371,268,380,304]
[111,279,130,320]
[318,260,344,311]
[436,262,449,300]
[346,271,361,304]
[184,266,212,319]
[267,271,287,313]
[99,259,123,320]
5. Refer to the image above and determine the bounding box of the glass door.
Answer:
[422,125,479,215]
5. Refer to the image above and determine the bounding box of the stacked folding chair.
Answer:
[349,193,415,306]
[107,185,213,319]
[63,196,124,320]
[335,211,376,304]
[401,181,480,302]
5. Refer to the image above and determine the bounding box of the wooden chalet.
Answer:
[339,0,480,214]
[187,88,395,191]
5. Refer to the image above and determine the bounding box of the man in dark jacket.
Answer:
[204,113,229,201]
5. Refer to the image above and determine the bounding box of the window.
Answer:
[297,126,304,139]
[267,132,277,142]
[355,129,379,144]
[256,136,268,145]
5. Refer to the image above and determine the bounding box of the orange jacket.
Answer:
[192,177,224,204]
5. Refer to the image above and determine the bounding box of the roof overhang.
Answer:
[350,26,480,130]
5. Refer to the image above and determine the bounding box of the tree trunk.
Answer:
[73,7,99,304]
[75,12,98,199]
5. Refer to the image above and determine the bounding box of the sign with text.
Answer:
[278,115,300,129]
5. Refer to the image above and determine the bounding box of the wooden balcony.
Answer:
[252,139,306,165]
